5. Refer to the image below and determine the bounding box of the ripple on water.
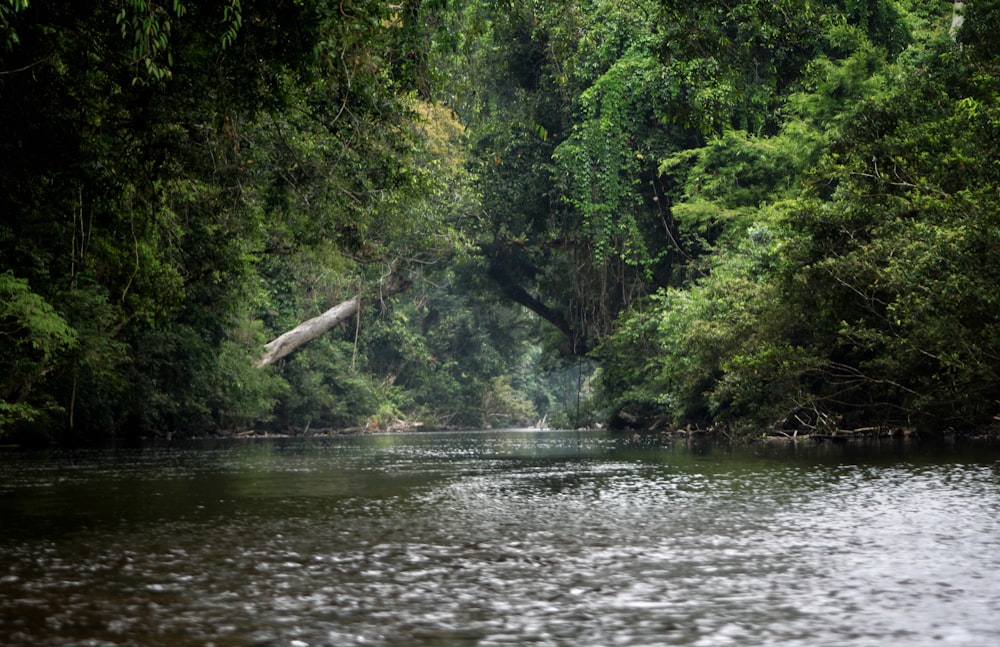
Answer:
[1,436,999,646]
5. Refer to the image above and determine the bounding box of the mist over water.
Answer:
[2,431,999,646]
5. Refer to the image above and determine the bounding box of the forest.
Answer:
[1,0,997,443]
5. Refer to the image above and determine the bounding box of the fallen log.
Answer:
[255,271,410,368]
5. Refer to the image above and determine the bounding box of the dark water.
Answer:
[1,431,999,646]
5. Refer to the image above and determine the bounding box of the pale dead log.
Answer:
[950,1,964,40]
[255,297,360,367]
[255,271,411,368]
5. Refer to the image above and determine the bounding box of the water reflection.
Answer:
[1,431,999,646]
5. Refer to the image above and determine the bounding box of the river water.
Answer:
[1,430,999,646]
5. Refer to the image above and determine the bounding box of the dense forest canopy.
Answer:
[1,0,997,443]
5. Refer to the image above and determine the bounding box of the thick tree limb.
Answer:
[486,260,590,355]
[255,271,410,367]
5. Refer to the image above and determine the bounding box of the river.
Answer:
[1,430,999,646]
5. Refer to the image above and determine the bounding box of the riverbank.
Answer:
[227,418,1000,447]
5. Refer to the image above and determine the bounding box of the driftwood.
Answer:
[255,271,410,368]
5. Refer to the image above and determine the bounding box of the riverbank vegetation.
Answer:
[2,0,997,443]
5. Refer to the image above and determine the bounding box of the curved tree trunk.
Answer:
[255,271,410,367]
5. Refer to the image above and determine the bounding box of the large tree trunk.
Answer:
[255,271,410,367]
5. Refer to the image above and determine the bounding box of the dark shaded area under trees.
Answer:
[2,0,998,444]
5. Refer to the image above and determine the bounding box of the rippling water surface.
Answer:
[2,431,999,646]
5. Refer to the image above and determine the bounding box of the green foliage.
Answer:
[780,38,1000,427]
[553,49,673,269]
[655,0,909,135]
[112,0,244,83]
[480,375,537,427]
[594,223,796,428]
[358,268,545,429]
[0,0,29,51]
[272,338,381,431]
[0,272,77,433]
[595,0,1000,434]
[209,320,288,431]
[464,0,686,353]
